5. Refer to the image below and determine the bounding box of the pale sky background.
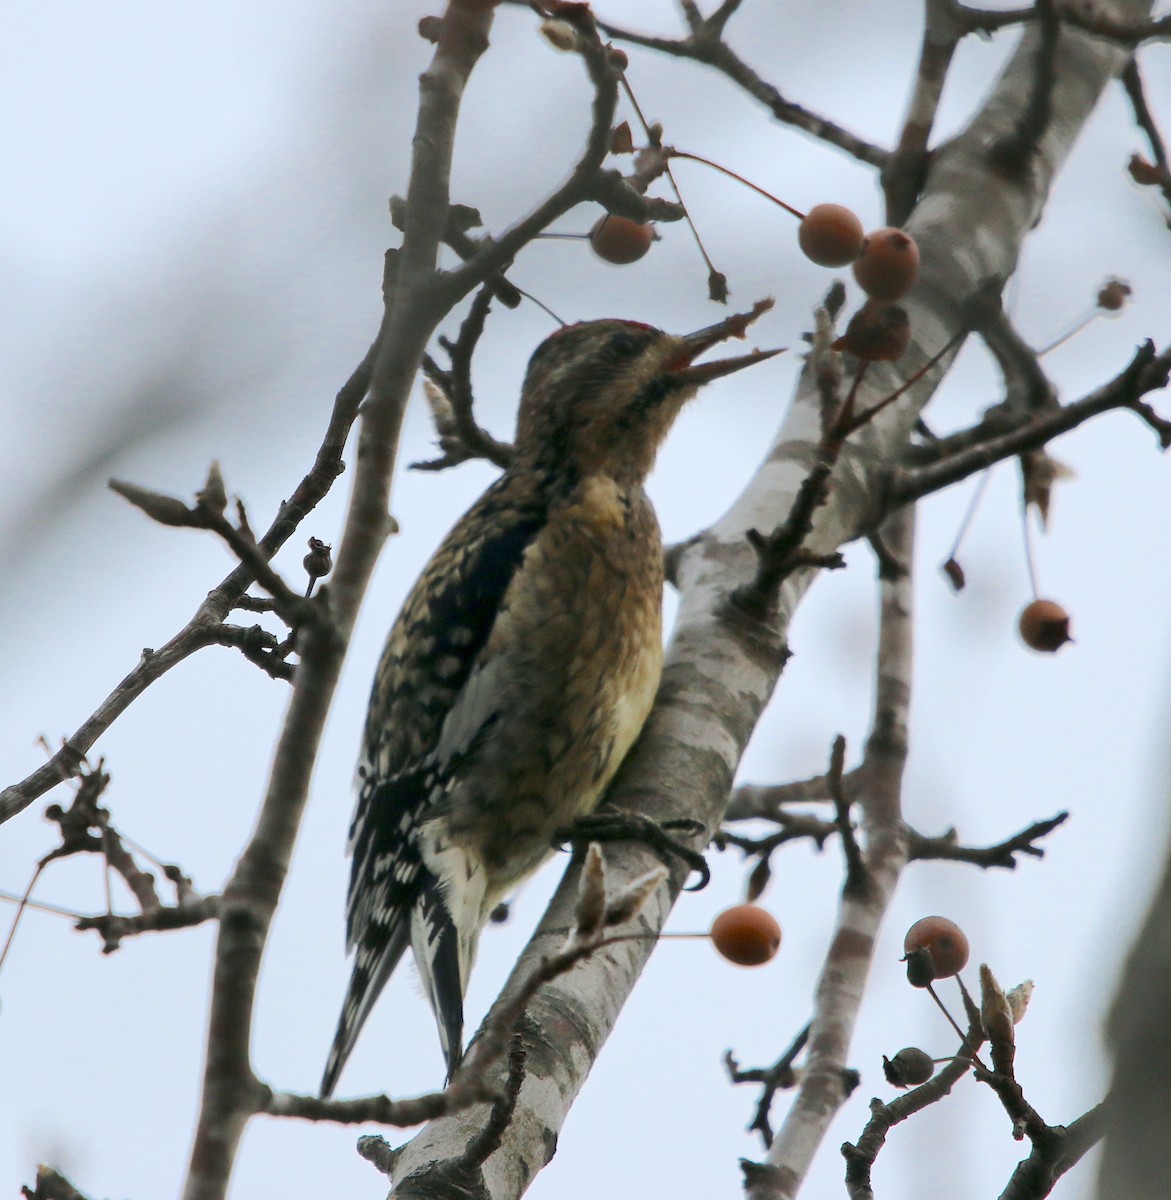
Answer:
[2,3,1170,1198]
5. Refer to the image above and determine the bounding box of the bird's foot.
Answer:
[555,807,711,890]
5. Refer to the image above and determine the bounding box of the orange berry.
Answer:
[903,916,969,979]
[798,203,865,267]
[710,904,782,966]
[589,215,654,264]
[832,301,911,362]
[1018,599,1073,652]
[853,227,920,301]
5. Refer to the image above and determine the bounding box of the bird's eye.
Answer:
[609,331,642,357]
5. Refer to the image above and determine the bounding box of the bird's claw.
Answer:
[555,808,711,890]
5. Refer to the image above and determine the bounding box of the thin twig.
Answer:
[0,339,378,826]
[910,812,1068,868]
[893,342,1171,504]
[595,13,887,166]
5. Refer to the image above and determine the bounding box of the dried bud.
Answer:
[197,461,228,518]
[540,18,579,51]
[942,557,966,592]
[422,378,458,441]
[745,855,771,903]
[1006,979,1034,1025]
[1128,153,1164,186]
[610,120,634,155]
[707,268,729,304]
[904,945,937,988]
[603,865,668,927]
[1020,450,1074,530]
[303,537,333,582]
[883,1047,936,1087]
[109,479,196,528]
[980,963,1016,1075]
[573,843,607,941]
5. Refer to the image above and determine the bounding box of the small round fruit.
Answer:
[883,1047,936,1088]
[590,215,654,264]
[711,904,782,966]
[1018,599,1073,653]
[853,227,920,301]
[798,203,865,267]
[903,916,969,979]
[1097,278,1131,312]
[832,302,911,362]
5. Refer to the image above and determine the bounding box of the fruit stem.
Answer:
[669,150,806,220]
[618,79,723,281]
[925,980,987,1070]
[1021,506,1040,599]
[946,468,992,562]
[1036,309,1098,357]
[0,861,48,977]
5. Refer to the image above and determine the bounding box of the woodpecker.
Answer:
[322,312,776,1096]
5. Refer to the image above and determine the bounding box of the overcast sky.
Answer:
[2,3,1170,1198]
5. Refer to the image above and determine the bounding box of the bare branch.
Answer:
[1001,1100,1109,1199]
[0,339,377,827]
[893,341,1171,504]
[909,812,1069,869]
[828,736,868,894]
[182,4,500,1196]
[414,284,516,471]
[726,770,859,821]
[725,1024,811,1145]
[443,8,640,296]
[201,623,295,682]
[1121,56,1171,211]
[990,0,1062,173]
[884,0,966,224]
[21,1166,94,1200]
[75,893,222,953]
[842,1020,985,1200]
[755,509,917,1197]
[594,14,887,166]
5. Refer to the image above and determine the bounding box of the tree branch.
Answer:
[0,339,377,827]
[594,13,887,166]
[909,812,1069,869]
[180,5,499,1197]
[892,341,1171,505]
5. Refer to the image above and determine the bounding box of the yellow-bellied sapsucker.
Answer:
[321,314,774,1095]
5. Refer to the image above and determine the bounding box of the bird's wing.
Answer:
[322,473,548,1093]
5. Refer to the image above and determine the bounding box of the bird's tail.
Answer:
[411,875,467,1079]
[320,919,411,1098]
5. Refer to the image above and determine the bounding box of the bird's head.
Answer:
[513,309,780,484]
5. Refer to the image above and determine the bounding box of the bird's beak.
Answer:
[663,299,784,388]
